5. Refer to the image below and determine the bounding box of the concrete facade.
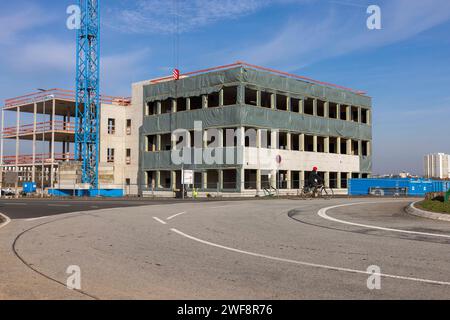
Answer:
[138,65,373,197]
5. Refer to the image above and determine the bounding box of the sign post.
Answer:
[182,169,194,199]
[276,155,282,198]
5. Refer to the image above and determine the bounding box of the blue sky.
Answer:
[1,0,450,175]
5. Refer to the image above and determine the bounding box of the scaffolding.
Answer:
[0,89,130,194]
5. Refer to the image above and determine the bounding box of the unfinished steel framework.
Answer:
[75,0,101,188]
[139,62,372,197]
[0,89,133,194]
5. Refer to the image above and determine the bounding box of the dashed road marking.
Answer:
[167,212,186,220]
[153,217,167,225]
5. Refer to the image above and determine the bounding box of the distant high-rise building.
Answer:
[424,153,450,179]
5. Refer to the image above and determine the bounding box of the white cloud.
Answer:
[230,0,450,70]
[105,0,275,34]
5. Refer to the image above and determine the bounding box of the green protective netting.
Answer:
[141,105,372,141]
[139,66,373,181]
[141,148,243,171]
[139,106,373,173]
[360,156,372,173]
[143,66,372,108]
[139,148,372,173]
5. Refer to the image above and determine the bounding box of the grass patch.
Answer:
[418,199,450,214]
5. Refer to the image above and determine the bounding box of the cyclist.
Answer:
[308,167,323,196]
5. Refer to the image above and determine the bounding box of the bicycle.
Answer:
[298,184,334,200]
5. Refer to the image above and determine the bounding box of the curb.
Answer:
[406,201,450,222]
[0,212,11,230]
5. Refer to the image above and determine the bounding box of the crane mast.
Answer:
[75,0,100,188]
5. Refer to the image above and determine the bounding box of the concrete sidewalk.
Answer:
[0,219,90,300]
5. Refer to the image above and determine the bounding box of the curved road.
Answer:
[1,198,450,299]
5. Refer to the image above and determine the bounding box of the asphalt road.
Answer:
[1,197,450,299]
[0,198,215,220]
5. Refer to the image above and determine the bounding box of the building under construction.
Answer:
[0,89,140,196]
[138,62,372,197]
[0,62,372,197]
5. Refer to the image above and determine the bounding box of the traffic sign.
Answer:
[183,170,194,185]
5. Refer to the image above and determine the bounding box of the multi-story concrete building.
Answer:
[0,63,373,197]
[0,89,141,195]
[138,63,373,197]
[424,153,450,179]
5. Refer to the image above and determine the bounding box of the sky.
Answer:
[0,0,449,175]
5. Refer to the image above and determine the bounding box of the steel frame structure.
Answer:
[75,0,100,188]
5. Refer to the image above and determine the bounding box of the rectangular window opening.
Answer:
[317,100,325,117]
[223,86,237,106]
[208,92,220,108]
[190,96,202,110]
[223,169,237,190]
[177,98,187,112]
[261,92,272,108]
[305,135,314,152]
[107,118,115,135]
[276,94,288,111]
[126,119,132,135]
[304,98,314,115]
[245,88,258,106]
[329,103,338,119]
[107,148,115,163]
[291,98,300,113]
[161,99,172,114]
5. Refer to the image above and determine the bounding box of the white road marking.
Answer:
[167,212,187,220]
[25,216,52,222]
[171,228,450,286]
[153,217,167,225]
[3,203,27,206]
[209,204,243,209]
[47,204,71,207]
[318,201,450,239]
[0,212,11,229]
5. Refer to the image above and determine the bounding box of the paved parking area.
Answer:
[1,197,450,299]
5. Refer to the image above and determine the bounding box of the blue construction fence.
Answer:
[48,188,124,198]
[349,178,450,197]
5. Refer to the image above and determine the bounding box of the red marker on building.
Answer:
[173,68,180,80]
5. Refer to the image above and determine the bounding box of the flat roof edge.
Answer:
[148,61,368,96]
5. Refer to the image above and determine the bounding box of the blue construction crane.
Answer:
[75,0,100,188]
